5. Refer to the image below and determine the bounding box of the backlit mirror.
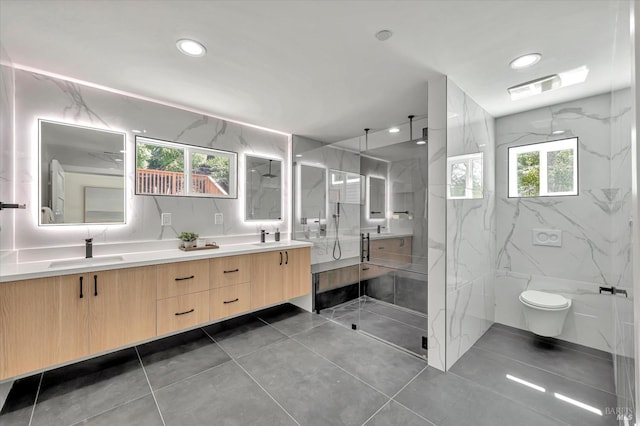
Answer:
[299,164,326,222]
[368,176,386,219]
[245,155,282,221]
[329,169,364,204]
[39,119,126,225]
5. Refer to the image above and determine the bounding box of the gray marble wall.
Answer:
[0,50,15,259]
[445,80,496,369]
[10,67,290,253]
[494,90,634,356]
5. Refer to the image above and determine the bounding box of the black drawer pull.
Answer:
[223,269,239,274]
[279,251,283,265]
[175,309,195,316]
[378,247,384,250]
[175,275,195,281]
[94,275,98,296]
[79,276,84,298]
[223,298,239,304]
[285,251,289,265]
[362,267,370,271]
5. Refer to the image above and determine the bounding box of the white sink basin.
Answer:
[49,255,125,268]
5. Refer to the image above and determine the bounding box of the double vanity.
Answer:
[0,241,311,381]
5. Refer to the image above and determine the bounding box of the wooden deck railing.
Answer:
[137,169,227,195]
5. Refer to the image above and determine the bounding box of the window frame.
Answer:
[135,136,238,199]
[507,137,578,198]
[446,152,484,200]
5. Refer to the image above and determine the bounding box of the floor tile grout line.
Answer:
[254,314,329,339]
[292,336,396,399]
[135,346,167,426]
[360,399,393,426]
[470,343,619,397]
[363,296,429,319]
[386,365,438,426]
[361,306,428,332]
[27,372,43,426]
[201,328,302,426]
[389,400,438,426]
[67,393,157,426]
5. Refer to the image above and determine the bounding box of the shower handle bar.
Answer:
[360,233,370,262]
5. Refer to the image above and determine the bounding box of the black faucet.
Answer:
[260,230,269,243]
[85,238,93,258]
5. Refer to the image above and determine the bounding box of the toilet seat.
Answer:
[520,290,570,310]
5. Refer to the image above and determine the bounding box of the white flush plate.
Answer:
[532,228,561,247]
[215,213,223,225]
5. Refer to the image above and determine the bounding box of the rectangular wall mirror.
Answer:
[329,169,364,204]
[136,136,237,198]
[245,155,282,221]
[39,119,126,225]
[298,164,326,222]
[368,176,386,219]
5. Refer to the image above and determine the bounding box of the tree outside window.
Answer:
[447,152,483,199]
[508,138,577,198]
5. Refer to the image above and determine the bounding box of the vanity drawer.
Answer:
[157,290,210,335]
[369,237,412,264]
[210,255,251,289]
[157,260,209,299]
[210,282,251,321]
[360,263,394,281]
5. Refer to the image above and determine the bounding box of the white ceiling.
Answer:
[0,0,631,143]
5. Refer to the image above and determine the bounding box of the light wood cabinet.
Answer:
[250,250,284,309]
[251,247,311,309]
[88,266,156,354]
[369,236,412,264]
[210,255,250,289]
[156,259,209,299]
[157,290,210,335]
[210,282,251,321]
[0,276,88,379]
[283,247,311,299]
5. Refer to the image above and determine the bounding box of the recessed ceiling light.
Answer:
[176,39,207,57]
[510,53,542,69]
[375,30,393,41]
[295,154,303,158]
[114,158,123,162]
[416,140,426,145]
[552,130,565,135]
[119,150,126,153]
[388,127,400,133]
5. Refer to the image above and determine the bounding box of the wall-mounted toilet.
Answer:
[519,290,572,337]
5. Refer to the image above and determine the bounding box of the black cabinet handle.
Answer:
[366,233,370,261]
[79,276,84,299]
[285,251,289,265]
[362,267,370,271]
[175,309,195,316]
[94,275,98,296]
[223,298,239,304]
[223,269,239,274]
[175,275,195,281]
[279,251,283,265]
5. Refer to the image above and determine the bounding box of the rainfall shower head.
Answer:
[262,160,278,178]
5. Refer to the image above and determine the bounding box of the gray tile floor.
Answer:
[0,304,618,425]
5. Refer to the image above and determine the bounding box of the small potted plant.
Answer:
[178,231,199,249]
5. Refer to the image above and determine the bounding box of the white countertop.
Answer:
[1,240,312,283]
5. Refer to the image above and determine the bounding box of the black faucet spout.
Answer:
[85,238,93,258]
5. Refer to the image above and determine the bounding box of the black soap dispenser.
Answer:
[275,228,280,242]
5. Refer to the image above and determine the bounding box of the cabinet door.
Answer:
[0,275,88,379]
[89,266,156,354]
[210,255,251,289]
[250,251,284,309]
[283,247,311,299]
[157,260,209,299]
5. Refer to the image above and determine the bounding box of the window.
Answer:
[508,138,577,198]
[136,136,237,198]
[447,152,483,199]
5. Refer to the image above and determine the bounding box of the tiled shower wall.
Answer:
[494,90,634,356]
[8,67,290,257]
[445,80,497,369]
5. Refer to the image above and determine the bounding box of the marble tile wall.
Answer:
[9,67,290,255]
[0,51,14,258]
[445,80,496,369]
[494,90,634,356]
[427,75,447,371]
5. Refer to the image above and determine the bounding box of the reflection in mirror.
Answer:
[446,152,483,199]
[368,176,386,219]
[298,164,326,223]
[39,119,126,225]
[245,155,282,221]
[136,136,237,198]
[329,169,363,204]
